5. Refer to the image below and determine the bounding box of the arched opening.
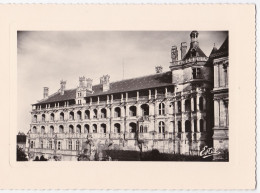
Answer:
[185,120,191,132]
[33,115,37,122]
[41,126,45,133]
[178,121,182,132]
[69,111,74,120]
[76,124,81,133]
[141,104,149,116]
[129,122,137,133]
[101,108,107,118]
[32,126,37,133]
[114,107,121,118]
[85,110,90,119]
[84,124,90,133]
[158,121,165,133]
[199,97,204,111]
[140,125,144,133]
[50,125,54,133]
[42,114,46,122]
[129,106,137,116]
[30,141,34,148]
[77,111,82,120]
[60,112,64,121]
[69,125,74,133]
[59,125,64,133]
[185,99,191,112]
[114,123,121,133]
[92,124,97,133]
[144,126,148,133]
[50,113,55,121]
[93,109,98,118]
[159,103,165,115]
[200,119,204,132]
[101,124,106,133]
[177,101,181,113]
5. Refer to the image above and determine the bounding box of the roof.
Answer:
[35,71,173,105]
[182,46,207,60]
[210,36,228,59]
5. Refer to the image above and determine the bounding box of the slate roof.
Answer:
[182,46,207,60]
[35,71,173,105]
[210,36,228,59]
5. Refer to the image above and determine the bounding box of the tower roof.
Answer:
[182,46,207,60]
[210,36,228,59]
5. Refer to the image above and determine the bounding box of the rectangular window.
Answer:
[192,68,202,79]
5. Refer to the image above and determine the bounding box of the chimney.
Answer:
[43,87,49,99]
[180,42,187,59]
[171,45,178,62]
[155,66,163,73]
[60,80,66,95]
[101,75,110,92]
[86,78,93,91]
[190,30,199,48]
[79,76,86,87]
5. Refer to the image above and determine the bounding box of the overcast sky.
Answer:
[18,31,228,133]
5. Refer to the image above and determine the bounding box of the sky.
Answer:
[17,31,228,133]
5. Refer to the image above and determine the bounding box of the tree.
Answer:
[16,145,28,161]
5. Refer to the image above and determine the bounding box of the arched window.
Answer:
[50,113,55,121]
[69,111,74,120]
[185,99,191,112]
[101,108,107,118]
[101,124,106,133]
[129,122,136,133]
[114,123,121,133]
[140,125,144,133]
[92,124,97,133]
[33,115,37,122]
[129,106,137,117]
[141,104,149,116]
[68,140,72,150]
[177,101,181,113]
[178,121,182,132]
[41,126,45,134]
[158,121,165,133]
[185,120,191,132]
[60,112,64,121]
[76,140,80,151]
[40,140,43,148]
[84,124,90,133]
[42,114,46,122]
[114,107,121,118]
[199,97,204,111]
[59,125,64,133]
[200,119,204,132]
[85,110,90,119]
[58,141,61,150]
[77,111,82,120]
[93,109,98,118]
[50,125,54,133]
[33,126,37,133]
[69,125,74,133]
[159,103,165,115]
[76,125,81,133]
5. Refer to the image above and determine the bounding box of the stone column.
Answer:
[214,100,220,127]
[125,105,129,118]
[125,92,128,102]
[191,97,194,112]
[121,106,125,118]
[165,87,168,98]
[214,64,219,88]
[106,107,111,118]
[196,94,200,111]
[203,97,206,110]
[136,91,139,101]
[181,96,185,113]
[149,90,151,100]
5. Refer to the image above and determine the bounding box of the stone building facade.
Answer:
[26,31,228,161]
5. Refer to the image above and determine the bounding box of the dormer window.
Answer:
[191,48,197,57]
[192,68,201,79]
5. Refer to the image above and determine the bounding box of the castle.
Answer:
[26,31,229,161]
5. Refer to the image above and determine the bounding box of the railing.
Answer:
[170,57,208,66]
